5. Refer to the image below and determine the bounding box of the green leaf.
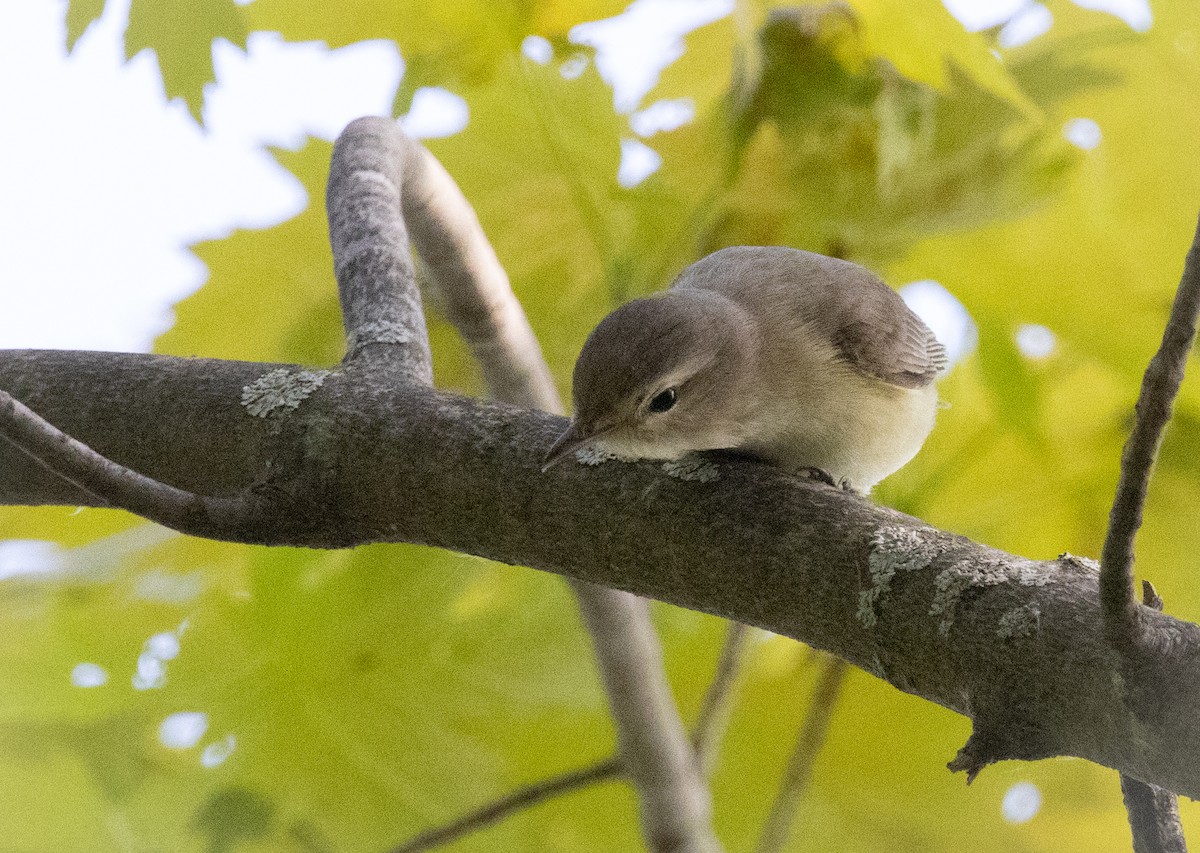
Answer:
[244,0,628,110]
[125,0,247,122]
[423,51,628,384]
[695,5,1086,267]
[156,143,341,365]
[65,0,107,51]
[845,0,1036,111]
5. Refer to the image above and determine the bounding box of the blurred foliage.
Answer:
[24,0,1200,850]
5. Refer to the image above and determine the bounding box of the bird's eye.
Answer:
[648,388,678,414]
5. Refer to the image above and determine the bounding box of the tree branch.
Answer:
[387,758,622,853]
[2,350,1197,797]
[754,654,849,853]
[691,620,751,776]
[327,117,433,377]
[0,386,259,541]
[1117,581,1187,853]
[574,585,719,852]
[1100,211,1200,650]
[393,127,558,412]
[341,118,720,852]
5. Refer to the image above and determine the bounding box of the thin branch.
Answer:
[388,758,622,853]
[366,119,721,852]
[1121,779,1188,853]
[385,620,753,853]
[754,654,849,853]
[574,585,721,852]
[396,136,559,412]
[692,620,751,776]
[327,117,433,380]
[1117,581,1188,853]
[1100,211,1200,650]
[0,388,254,542]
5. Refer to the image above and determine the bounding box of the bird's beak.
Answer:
[542,421,596,472]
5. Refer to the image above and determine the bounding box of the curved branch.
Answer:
[0,387,259,542]
[343,119,721,852]
[396,132,558,412]
[2,350,1197,797]
[1100,211,1200,650]
[327,117,433,378]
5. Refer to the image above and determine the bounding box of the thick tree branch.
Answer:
[1100,211,1200,650]
[339,118,719,852]
[755,654,849,853]
[327,117,433,377]
[1,350,1197,797]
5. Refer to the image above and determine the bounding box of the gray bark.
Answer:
[2,348,1198,799]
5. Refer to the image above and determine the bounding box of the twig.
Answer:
[1117,581,1188,853]
[692,620,751,775]
[0,388,253,541]
[388,758,622,853]
[353,119,722,852]
[385,620,753,853]
[327,117,434,380]
[396,138,558,411]
[754,654,849,853]
[1100,212,1200,650]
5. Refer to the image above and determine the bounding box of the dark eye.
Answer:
[648,388,677,414]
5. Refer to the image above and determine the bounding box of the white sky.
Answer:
[0,0,1150,352]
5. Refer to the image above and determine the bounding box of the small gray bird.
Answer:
[543,246,947,492]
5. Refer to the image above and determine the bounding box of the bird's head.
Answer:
[543,291,759,470]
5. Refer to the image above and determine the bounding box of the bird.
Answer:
[542,246,947,493]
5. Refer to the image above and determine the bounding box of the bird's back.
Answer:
[669,246,946,490]
[670,246,946,390]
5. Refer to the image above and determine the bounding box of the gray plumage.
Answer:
[674,247,947,388]
[546,246,947,492]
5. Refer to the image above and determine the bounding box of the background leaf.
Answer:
[125,0,247,121]
[6,1,1200,850]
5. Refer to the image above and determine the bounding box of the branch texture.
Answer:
[349,118,720,853]
[1,350,1197,797]
[1100,211,1200,650]
[327,117,433,377]
[1118,582,1187,853]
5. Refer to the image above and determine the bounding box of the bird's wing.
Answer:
[827,276,948,389]
[672,246,948,390]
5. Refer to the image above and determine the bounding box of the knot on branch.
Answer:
[948,708,1058,785]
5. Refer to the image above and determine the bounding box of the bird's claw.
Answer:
[797,467,855,491]
[798,467,836,487]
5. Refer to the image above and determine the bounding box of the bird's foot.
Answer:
[797,467,855,491]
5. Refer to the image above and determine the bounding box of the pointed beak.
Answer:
[542,421,595,472]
